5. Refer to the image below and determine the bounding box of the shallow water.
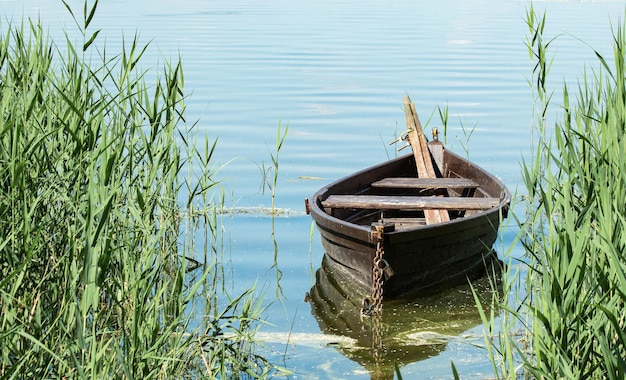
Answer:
[4,0,626,377]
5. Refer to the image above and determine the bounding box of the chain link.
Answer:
[370,224,386,357]
[371,231,385,313]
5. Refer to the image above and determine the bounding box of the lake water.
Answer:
[4,0,625,378]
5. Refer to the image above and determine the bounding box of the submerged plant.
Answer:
[0,2,276,378]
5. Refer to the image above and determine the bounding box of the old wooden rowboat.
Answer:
[306,138,510,299]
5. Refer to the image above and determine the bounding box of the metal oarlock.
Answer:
[388,129,411,147]
[431,127,439,141]
[390,132,413,151]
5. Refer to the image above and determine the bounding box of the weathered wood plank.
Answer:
[404,97,450,224]
[322,195,500,210]
[380,217,426,224]
[379,217,427,229]
[371,177,479,189]
[407,100,438,178]
[404,98,430,178]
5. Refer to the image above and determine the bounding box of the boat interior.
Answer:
[324,174,493,230]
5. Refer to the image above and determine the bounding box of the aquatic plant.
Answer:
[257,121,289,300]
[480,5,626,379]
[0,2,277,378]
[259,120,288,216]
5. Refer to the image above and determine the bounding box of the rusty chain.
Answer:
[370,223,388,358]
[371,226,385,313]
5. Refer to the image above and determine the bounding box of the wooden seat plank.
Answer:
[322,195,500,210]
[371,177,479,189]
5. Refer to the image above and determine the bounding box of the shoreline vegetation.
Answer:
[478,6,626,379]
[3,1,626,379]
[0,2,283,378]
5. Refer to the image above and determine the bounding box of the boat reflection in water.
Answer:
[308,254,502,379]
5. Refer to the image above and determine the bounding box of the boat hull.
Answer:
[309,148,510,298]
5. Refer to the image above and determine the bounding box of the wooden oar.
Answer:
[403,97,450,224]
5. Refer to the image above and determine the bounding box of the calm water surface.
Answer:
[4,0,625,378]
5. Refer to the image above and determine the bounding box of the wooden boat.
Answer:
[306,98,510,299]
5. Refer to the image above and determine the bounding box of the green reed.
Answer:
[258,121,289,300]
[481,6,626,379]
[0,3,276,378]
[259,120,288,216]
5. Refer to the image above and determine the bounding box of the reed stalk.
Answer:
[258,122,289,300]
[0,3,276,378]
[481,5,626,379]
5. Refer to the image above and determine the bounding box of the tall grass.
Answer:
[0,3,275,378]
[481,6,626,379]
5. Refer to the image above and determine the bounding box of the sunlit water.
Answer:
[4,0,625,378]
